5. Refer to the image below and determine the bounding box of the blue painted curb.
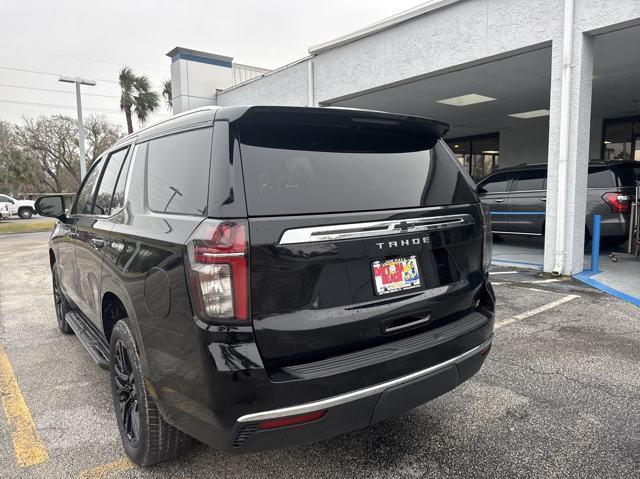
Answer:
[574,271,640,308]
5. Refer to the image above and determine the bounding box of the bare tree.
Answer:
[84,115,123,165]
[14,114,123,192]
[0,121,45,194]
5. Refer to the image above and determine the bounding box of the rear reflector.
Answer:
[601,192,630,213]
[257,410,327,430]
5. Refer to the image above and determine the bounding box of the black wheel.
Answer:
[52,266,73,334]
[18,208,32,219]
[109,320,192,466]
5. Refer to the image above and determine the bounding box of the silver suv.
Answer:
[477,161,639,245]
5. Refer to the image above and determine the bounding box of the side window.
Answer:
[110,146,134,212]
[0,195,11,202]
[514,169,546,191]
[93,147,130,215]
[147,127,212,216]
[73,159,103,215]
[587,168,614,188]
[479,173,511,193]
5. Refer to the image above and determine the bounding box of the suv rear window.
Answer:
[146,127,212,216]
[236,110,474,216]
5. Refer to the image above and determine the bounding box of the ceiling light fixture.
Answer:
[481,150,500,154]
[436,94,496,107]
[508,109,550,119]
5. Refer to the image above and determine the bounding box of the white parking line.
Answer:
[496,294,580,330]
[489,271,519,275]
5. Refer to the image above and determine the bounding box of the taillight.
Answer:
[481,203,493,272]
[186,220,249,322]
[601,192,630,213]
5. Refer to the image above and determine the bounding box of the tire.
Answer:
[601,236,628,248]
[18,208,32,219]
[109,320,192,466]
[52,266,74,334]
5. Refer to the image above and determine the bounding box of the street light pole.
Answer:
[59,75,96,180]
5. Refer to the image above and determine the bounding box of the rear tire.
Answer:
[601,236,628,248]
[18,208,32,219]
[52,266,73,335]
[109,320,192,466]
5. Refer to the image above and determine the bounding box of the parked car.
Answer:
[35,106,495,466]
[0,194,36,219]
[477,161,639,244]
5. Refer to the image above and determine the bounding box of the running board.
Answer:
[65,311,110,369]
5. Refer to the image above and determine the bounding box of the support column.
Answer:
[544,33,594,275]
[166,47,234,113]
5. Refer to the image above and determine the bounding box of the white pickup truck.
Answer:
[0,194,37,219]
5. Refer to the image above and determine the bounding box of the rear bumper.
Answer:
[597,213,630,238]
[227,336,491,452]
[152,294,494,453]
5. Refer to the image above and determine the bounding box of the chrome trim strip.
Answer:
[278,214,473,245]
[201,252,246,258]
[237,337,492,423]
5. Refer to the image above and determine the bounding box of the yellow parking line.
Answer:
[0,343,49,467]
[79,457,135,479]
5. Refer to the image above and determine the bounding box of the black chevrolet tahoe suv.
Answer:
[36,106,495,466]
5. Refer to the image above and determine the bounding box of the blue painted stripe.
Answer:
[574,271,640,308]
[491,259,544,270]
[490,211,546,216]
[172,53,232,68]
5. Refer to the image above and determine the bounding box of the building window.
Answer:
[602,117,640,161]
[446,133,499,180]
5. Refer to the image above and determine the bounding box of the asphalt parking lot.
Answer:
[0,232,639,478]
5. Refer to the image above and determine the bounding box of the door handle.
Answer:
[90,238,107,249]
[494,198,505,203]
[540,198,547,202]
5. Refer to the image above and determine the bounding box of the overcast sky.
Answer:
[0,0,424,130]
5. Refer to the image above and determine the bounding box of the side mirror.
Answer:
[35,195,67,220]
[477,187,488,196]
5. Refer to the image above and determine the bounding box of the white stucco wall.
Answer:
[217,60,310,107]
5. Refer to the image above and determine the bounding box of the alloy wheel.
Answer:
[113,340,140,446]
[52,271,64,326]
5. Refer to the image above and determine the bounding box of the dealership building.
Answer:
[167,0,640,285]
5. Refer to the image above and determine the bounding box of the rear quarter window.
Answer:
[587,168,614,188]
[146,127,212,216]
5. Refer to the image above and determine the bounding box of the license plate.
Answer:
[372,256,421,296]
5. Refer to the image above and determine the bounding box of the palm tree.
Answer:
[118,67,160,134]
[162,80,172,110]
